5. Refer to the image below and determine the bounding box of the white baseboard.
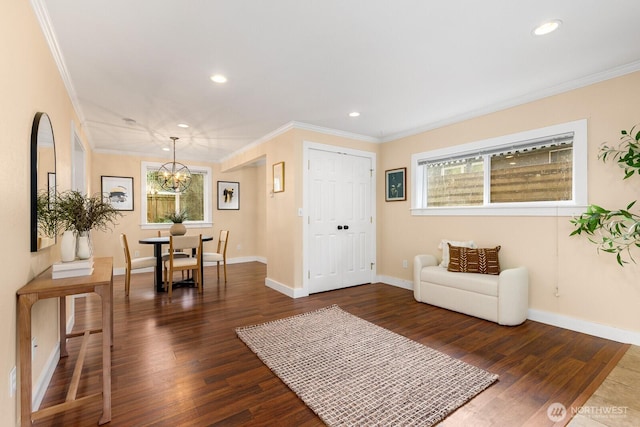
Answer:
[32,343,59,411]
[377,275,413,290]
[203,255,266,266]
[528,309,640,346]
[379,275,640,345]
[32,310,76,411]
[113,266,153,276]
[265,277,309,298]
[113,256,267,276]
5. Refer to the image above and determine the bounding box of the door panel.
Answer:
[308,148,373,293]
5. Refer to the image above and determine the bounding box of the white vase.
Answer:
[77,231,92,259]
[60,230,76,262]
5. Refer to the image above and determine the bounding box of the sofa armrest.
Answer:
[413,254,438,301]
[497,266,529,325]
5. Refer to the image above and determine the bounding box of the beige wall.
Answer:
[378,71,640,332]
[222,127,380,289]
[1,0,90,424]
[4,0,640,424]
[90,152,265,267]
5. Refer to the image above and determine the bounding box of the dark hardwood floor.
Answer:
[34,262,628,426]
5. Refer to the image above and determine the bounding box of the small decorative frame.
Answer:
[385,167,406,201]
[101,175,134,211]
[273,161,285,193]
[217,181,240,210]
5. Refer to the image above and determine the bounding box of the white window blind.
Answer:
[411,119,587,216]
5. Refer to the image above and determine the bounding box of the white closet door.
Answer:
[308,148,373,293]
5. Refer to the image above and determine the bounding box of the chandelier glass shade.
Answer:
[158,137,192,193]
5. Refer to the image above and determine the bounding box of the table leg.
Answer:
[18,294,37,427]
[95,284,112,425]
[59,297,68,357]
[154,243,163,292]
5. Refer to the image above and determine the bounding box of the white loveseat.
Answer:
[413,254,529,326]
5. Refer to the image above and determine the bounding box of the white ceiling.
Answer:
[37,0,640,163]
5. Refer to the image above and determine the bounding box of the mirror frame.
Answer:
[30,112,57,252]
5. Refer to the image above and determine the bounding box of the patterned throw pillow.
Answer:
[438,239,476,268]
[447,244,501,275]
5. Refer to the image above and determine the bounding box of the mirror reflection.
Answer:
[31,112,57,252]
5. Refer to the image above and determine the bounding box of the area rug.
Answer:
[236,305,498,426]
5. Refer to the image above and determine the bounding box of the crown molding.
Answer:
[220,121,380,164]
[289,121,382,144]
[383,60,640,143]
[30,0,93,148]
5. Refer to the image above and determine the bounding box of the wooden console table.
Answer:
[17,257,113,426]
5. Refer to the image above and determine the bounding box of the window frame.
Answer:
[411,119,588,217]
[140,161,213,229]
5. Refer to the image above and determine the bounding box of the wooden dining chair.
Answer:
[120,234,156,296]
[158,230,190,280]
[203,230,229,283]
[164,234,202,300]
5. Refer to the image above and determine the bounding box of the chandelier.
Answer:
[157,137,192,193]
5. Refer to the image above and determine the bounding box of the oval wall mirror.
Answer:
[30,112,57,252]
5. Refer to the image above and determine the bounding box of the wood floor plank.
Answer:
[34,262,628,426]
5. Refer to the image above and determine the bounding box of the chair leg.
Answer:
[216,262,220,281]
[125,268,130,296]
[223,260,227,283]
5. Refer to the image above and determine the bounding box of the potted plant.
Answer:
[165,209,188,235]
[55,190,122,260]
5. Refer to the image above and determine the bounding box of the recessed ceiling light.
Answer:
[533,20,562,36]
[177,123,189,128]
[210,74,227,83]
[349,111,360,117]
[162,147,170,152]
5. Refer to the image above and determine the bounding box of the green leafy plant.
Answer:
[164,209,188,223]
[55,190,122,233]
[570,124,640,265]
[36,190,61,238]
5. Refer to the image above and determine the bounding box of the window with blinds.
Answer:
[411,120,587,215]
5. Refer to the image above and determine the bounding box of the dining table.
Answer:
[139,235,213,292]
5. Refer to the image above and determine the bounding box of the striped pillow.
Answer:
[447,244,501,275]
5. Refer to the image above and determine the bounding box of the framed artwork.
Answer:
[385,167,406,201]
[218,181,240,210]
[273,161,285,193]
[101,175,134,211]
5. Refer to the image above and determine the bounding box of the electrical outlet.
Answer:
[9,366,16,398]
[402,259,408,268]
[134,250,140,257]
[236,244,242,251]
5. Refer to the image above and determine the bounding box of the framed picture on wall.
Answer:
[273,161,285,193]
[101,175,134,211]
[385,167,406,201]
[218,181,240,210]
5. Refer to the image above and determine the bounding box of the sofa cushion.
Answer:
[420,266,499,297]
[448,244,501,275]
[438,239,476,268]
